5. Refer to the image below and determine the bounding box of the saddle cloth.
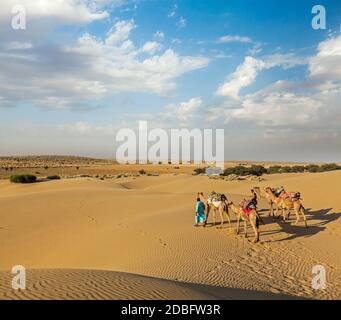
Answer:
[280,192,300,200]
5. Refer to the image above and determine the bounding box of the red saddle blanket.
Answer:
[279,192,300,200]
[242,207,253,215]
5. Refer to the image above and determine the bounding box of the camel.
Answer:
[253,186,278,218]
[198,192,231,228]
[264,187,308,227]
[227,201,260,243]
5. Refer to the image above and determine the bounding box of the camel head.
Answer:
[264,187,273,194]
[253,187,260,194]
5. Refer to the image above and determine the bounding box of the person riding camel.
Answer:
[240,189,258,212]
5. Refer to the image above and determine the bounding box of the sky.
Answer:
[0,0,341,162]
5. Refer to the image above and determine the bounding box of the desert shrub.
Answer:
[280,166,293,173]
[248,165,267,176]
[223,165,267,177]
[320,163,341,172]
[47,175,61,180]
[139,169,146,175]
[44,166,49,170]
[10,174,37,184]
[267,166,282,174]
[291,165,306,173]
[305,164,321,173]
[193,167,207,175]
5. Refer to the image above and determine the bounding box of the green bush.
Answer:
[291,165,306,173]
[223,165,267,177]
[305,164,321,173]
[46,175,61,180]
[10,174,37,184]
[267,165,282,174]
[320,163,341,172]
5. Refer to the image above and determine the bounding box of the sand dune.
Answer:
[0,269,298,300]
[0,171,340,299]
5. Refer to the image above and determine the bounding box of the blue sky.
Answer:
[0,0,341,161]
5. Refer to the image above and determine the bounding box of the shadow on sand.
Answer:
[266,208,341,242]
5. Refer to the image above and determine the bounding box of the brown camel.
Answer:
[227,201,260,243]
[198,192,231,228]
[253,186,278,218]
[264,187,308,227]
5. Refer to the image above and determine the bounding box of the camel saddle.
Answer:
[239,199,256,215]
[280,192,301,200]
[208,191,227,202]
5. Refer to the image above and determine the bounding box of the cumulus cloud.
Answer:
[209,33,341,160]
[216,53,307,99]
[141,41,162,54]
[216,57,266,99]
[0,0,110,24]
[166,97,203,124]
[0,19,209,109]
[309,34,341,83]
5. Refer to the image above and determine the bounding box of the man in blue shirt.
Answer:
[195,197,206,226]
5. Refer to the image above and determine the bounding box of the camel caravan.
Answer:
[196,186,308,243]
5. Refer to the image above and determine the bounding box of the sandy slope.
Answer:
[0,172,340,299]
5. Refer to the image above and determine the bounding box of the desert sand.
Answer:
[0,170,340,300]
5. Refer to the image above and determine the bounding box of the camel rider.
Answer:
[241,189,258,210]
[195,197,206,226]
[274,186,285,197]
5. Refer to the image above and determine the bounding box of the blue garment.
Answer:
[195,201,206,223]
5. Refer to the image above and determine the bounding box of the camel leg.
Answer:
[268,202,273,217]
[275,205,281,219]
[236,214,240,235]
[282,207,286,222]
[217,208,224,229]
[225,207,231,227]
[250,215,259,243]
[293,208,300,225]
[300,206,308,228]
[244,220,247,238]
[204,205,210,227]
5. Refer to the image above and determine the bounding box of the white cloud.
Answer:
[141,41,162,54]
[176,17,187,29]
[216,57,266,99]
[216,53,307,99]
[309,34,341,82]
[213,34,341,138]
[59,121,117,135]
[153,31,165,40]
[218,35,252,44]
[105,20,135,45]
[0,19,210,109]
[167,97,203,123]
[230,91,322,126]
[168,4,178,18]
[5,42,33,50]
[0,0,110,24]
